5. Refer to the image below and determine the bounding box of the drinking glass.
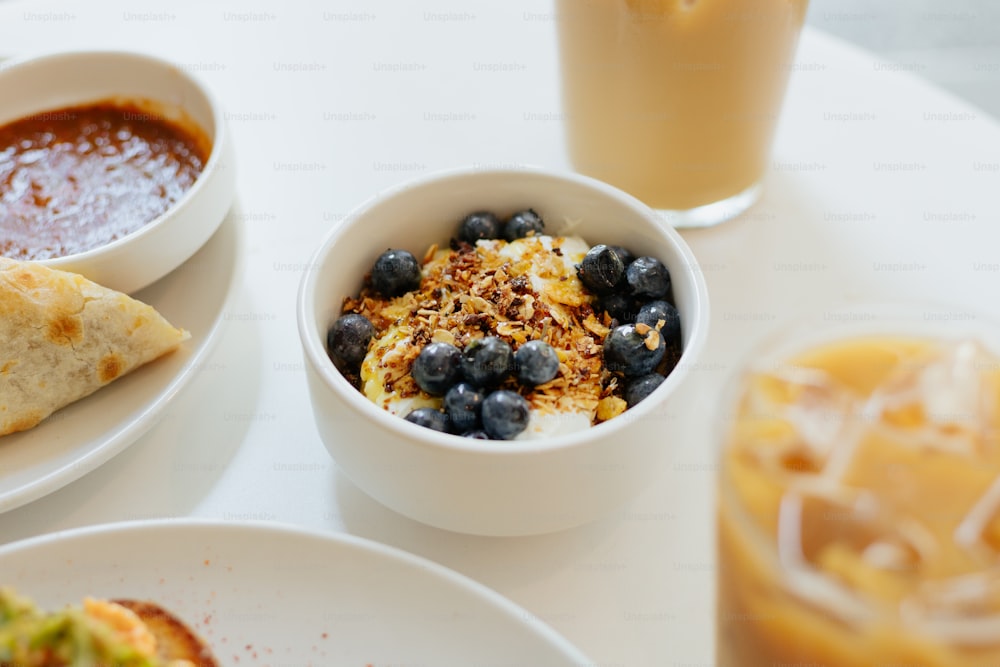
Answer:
[717,303,1000,666]
[556,0,809,227]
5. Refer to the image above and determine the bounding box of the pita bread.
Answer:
[0,257,189,437]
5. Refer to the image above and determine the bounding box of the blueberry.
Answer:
[458,210,502,244]
[603,324,666,376]
[514,340,560,386]
[370,249,422,298]
[625,372,665,407]
[326,313,375,371]
[503,209,545,241]
[576,244,625,295]
[481,390,531,440]
[625,256,671,299]
[443,382,484,433]
[594,293,640,324]
[463,430,491,440]
[404,407,451,433]
[461,337,513,387]
[636,300,681,345]
[610,245,636,268]
[411,342,463,395]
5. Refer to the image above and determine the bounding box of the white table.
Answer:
[2,2,1000,665]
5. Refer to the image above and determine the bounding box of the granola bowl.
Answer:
[297,167,710,536]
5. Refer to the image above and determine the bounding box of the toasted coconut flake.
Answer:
[644,329,661,351]
[521,294,536,320]
[431,329,456,345]
[582,314,610,339]
[496,321,524,337]
[469,296,493,313]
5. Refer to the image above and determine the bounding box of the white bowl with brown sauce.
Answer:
[298,167,711,536]
[0,50,235,294]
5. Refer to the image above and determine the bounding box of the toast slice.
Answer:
[112,600,219,667]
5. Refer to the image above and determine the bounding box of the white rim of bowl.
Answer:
[297,166,711,455]
[0,48,228,266]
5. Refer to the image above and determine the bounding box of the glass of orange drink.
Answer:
[555,0,809,227]
[717,304,1000,666]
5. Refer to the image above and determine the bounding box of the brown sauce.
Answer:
[0,101,210,260]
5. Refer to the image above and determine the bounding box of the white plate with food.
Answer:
[0,519,593,666]
[0,209,241,513]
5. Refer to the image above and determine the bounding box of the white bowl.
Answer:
[0,50,235,294]
[297,168,710,536]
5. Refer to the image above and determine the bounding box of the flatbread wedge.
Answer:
[0,257,189,437]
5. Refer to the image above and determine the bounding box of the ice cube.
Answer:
[745,365,860,471]
[776,483,929,611]
[900,571,1000,645]
[869,340,997,452]
[836,418,997,546]
[955,477,1000,562]
[777,484,886,568]
[774,487,885,622]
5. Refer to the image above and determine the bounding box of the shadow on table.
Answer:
[333,465,634,590]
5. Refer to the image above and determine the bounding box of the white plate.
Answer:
[0,520,593,666]
[0,208,242,513]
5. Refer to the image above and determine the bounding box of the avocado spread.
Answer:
[0,587,162,667]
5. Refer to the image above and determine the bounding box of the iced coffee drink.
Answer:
[718,334,1000,665]
[556,0,808,226]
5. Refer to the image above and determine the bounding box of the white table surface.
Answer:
[3,1,1000,665]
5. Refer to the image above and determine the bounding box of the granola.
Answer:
[343,235,627,432]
